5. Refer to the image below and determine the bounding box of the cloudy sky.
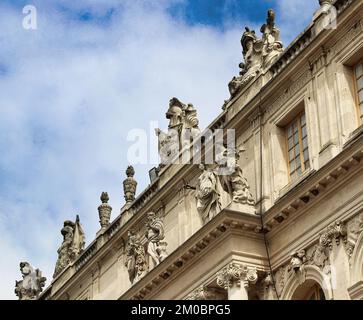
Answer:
[0,0,319,299]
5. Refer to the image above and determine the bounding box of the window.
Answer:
[286,112,310,180]
[355,60,363,120]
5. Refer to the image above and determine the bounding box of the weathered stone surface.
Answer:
[15,262,46,300]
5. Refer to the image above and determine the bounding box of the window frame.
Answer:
[285,111,310,181]
[354,60,363,123]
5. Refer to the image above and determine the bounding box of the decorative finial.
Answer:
[123,166,137,206]
[98,192,112,229]
[15,262,46,300]
[100,191,109,203]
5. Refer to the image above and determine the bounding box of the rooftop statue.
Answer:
[15,262,46,300]
[156,98,201,165]
[53,215,85,278]
[228,9,283,97]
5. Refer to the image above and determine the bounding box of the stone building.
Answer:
[25,0,363,300]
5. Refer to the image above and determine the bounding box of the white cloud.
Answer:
[0,0,318,299]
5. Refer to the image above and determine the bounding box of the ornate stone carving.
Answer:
[145,212,168,269]
[217,263,258,289]
[123,166,137,205]
[218,148,255,208]
[319,221,347,250]
[306,243,329,270]
[319,0,334,6]
[53,215,85,278]
[229,28,263,96]
[98,192,112,229]
[125,230,147,284]
[15,262,46,300]
[260,9,283,69]
[288,249,307,272]
[228,9,283,96]
[185,286,224,300]
[196,164,223,223]
[346,213,363,257]
[156,98,201,164]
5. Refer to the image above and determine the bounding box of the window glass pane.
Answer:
[289,149,294,161]
[295,145,300,156]
[289,160,295,172]
[359,90,363,104]
[360,103,363,115]
[287,126,292,137]
[304,149,309,162]
[288,137,294,150]
[358,76,363,90]
[301,125,307,138]
[302,137,308,149]
[356,63,363,78]
[294,133,299,144]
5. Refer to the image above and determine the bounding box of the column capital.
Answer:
[216,263,258,290]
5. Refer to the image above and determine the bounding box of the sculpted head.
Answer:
[19,262,32,276]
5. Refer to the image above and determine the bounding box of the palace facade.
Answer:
[16,0,363,300]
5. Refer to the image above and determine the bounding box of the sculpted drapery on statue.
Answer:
[15,262,46,300]
[156,98,201,165]
[125,230,147,284]
[229,9,283,96]
[196,164,223,223]
[145,212,168,269]
[218,148,255,207]
[53,215,85,278]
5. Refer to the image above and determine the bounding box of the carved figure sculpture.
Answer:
[196,164,222,223]
[156,98,201,164]
[228,9,284,96]
[125,230,147,284]
[53,215,85,278]
[15,262,46,300]
[218,148,255,206]
[145,212,168,269]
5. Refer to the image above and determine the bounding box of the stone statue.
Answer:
[228,9,283,97]
[260,9,283,68]
[156,98,201,165]
[53,215,85,278]
[125,230,147,284]
[123,166,137,205]
[229,28,263,96]
[218,148,255,206]
[196,164,222,223]
[15,262,46,300]
[98,192,112,229]
[145,212,168,269]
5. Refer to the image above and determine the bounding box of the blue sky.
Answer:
[0,0,319,299]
